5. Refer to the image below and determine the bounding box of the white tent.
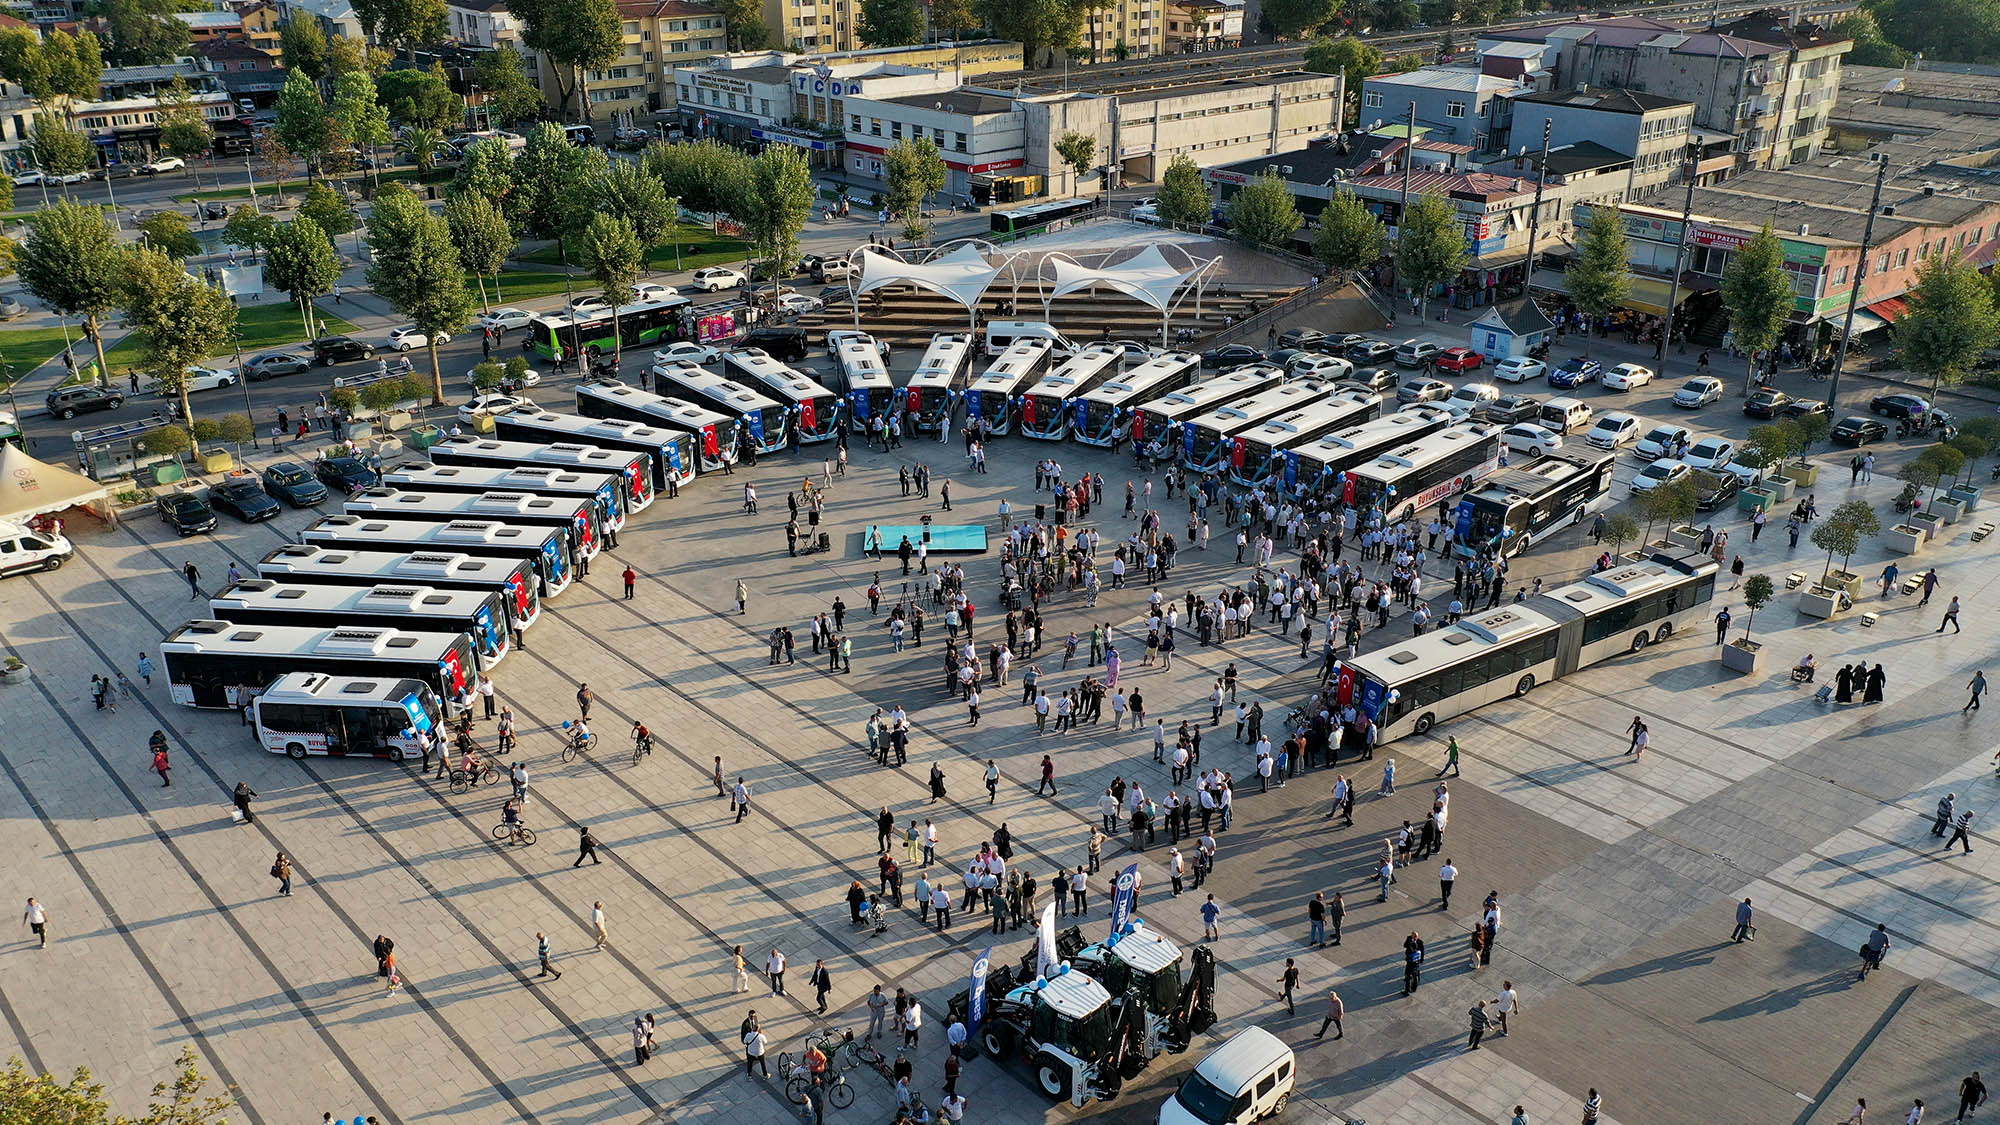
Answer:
[0,443,110,524]
[847,241,1016,330]
[1038,245,1221,346]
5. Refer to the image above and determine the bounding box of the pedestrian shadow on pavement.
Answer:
[1695,970,1856,1022]
[1583,941,1728,985]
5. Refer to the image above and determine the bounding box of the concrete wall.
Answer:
[1117,73,1341,182]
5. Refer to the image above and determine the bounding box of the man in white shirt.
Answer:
[1494,980,1518,1035]
[940,1093,967,1121]
[1098,789,1121,832]
[1439,860,1458,911]
[903,998,923,1047]
[766,949,786,995]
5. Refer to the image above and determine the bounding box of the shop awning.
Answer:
[1865,296,1909,323]
[1845,307,1891,335]
[1620,276,1684,316]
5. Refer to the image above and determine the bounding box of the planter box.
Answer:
[1799,586,1845,619]
[1780,461,1819,487]
[1739,487,1777,513]
[145,461,185,486]
[409,425,445,450]
[1947,485,1981,511]
[1720,641,1763,673]
[1910,512,1944,541]
[345,420,375,441]
[1763,475,1796,502]
[1667,526,1701,548]
[379,409,412,432]
[1827,569,1863,600]
[1928,496,1965,524]
[197,450,233,473]
[1886,524,1926,554]
[468,413,496,434]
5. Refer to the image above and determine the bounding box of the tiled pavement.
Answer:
[0,397,1995,1124]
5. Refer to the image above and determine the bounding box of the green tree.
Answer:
[452,136,516,205]
[1811,498,1880,585]
[715,0,771,49]
[1224,171,1302,248]
[101,0,190,67]
[1737,573,1774,643]
[1741,419,1800,474]
[1893,250,2000,405]
[444,192,515,310]
[275,68,330,177]
[1831,10,1908,65]
[19,201,125,385]
[510,122,607,270]
[299,181,357,242]
[1564,209,1631,356]
[882,137,947,246]
[506,0,621,123]
[154,77,211,190]
[1155,154,1212,226]
[1863,0,2000,65]
[929,0,977,37]
[1262,0,1339,38]
[598,160,673,253]
[357,0,448,62]
[860,0,926,45]
[1054,130,1097,196]
[472,44,542,124]
[1719,222,1793,394]
[255,132,293,201]
[281,17,329,81]
[581,212,641,358]
[1634,475,1698,545]
[376,66,460,130]
[738,145,816,286]
[332,70,392,182]
[122,246,237,444]
[0,27,105,112]
[327,35,387,80]
[366,186,473,403]
[641,139,747,218]
[1394,190,1467,319]
[29,112,91,182]
[1600,511,1640,559]
[396,125,447,179]
[978,0,1084,67]
[136,211,199,259]
[263,217,342,337]
[1303,36,1381,122]
[1310,188,1386,275]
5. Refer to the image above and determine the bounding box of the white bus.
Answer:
[1271,410,1455,499]
[384,462,628,536]
[495,402,704,488]
[161,618,482,712]
[1226,395,1390,487]
[427,435,657,515]
[963,339,1057,436]
[1342,424,1503,522]
[257,543,541,631]
[1454,448,1618,559]
[983,320,1073,357]
[1183,382,1375,475]
[649,364,790,454]
[342,487,603,561]
[833,340,896,429]
[1018,347,1125,441]
[300,515,575,597]
[1132,366,1286,460]
[250,673,443,762]
[719,350,841,443]
[210,579,511,668]
[1338,553,1719,741]
[1071,352,1203,448]
[904,333,975,432]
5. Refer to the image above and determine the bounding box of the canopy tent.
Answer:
[1037,244,1222,347]
[0,443,110,524]
[847,241,1018,331]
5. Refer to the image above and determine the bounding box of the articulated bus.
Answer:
[250,672,442,762]
[1343,425,1503,522]
[384,462,628,537]
[1226,395,1389,488]
[963,339,1057,436]
[1018,347,1125,441]
[719,350,840,443]
[210,580,511,668]
[558,386,727,478]
[1337,553,1719,742]
[1071,352,1203,448]
[427,435,657,515]
[342,488,602,561]
[257,543,541,631]
[833,340,896,427]
[301,516,574,597]
[527,297,690,362]
[1455,449,1618,559]
[905,334,975,433]
[161,618,482,712]
[1268,410,1454,499]
[651,364,790,454]
[1132,366,1285,459]
[1184,383,1374,475]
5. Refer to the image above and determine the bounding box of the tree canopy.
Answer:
[1262,0,1340,40]
[1224,172,1303,248]
[642,139,747,217]
[883,137,948,245]
[859,0,926,46]
[0,1048,235,1125]
[122,246,237,436]
[1893,250,2000,401]
[1395,191,1468,317]
[1155,154,1212,226]
[978,0,1084,66]
[275,68,330,174]
[281,17,328,80]
[100,0,190,67]
[739,146,816,282]
[1862,0,2000,65]
[1565,209,1631,355]
[507,0,621,121]
[1304,36,1381,122]
[376,65,460,130]
[0,27,103,109]
[264,216,342,337]
[19,201,126,382]
[366,186,473,402]
[1719,223,1793,392]
[1310,189,1386,275]
[472,45,541,124]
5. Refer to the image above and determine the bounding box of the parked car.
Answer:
[478,307,535,332]
[149,366,236,395]
[1201,343,1266,369]
[139,156,185,174]
[261,462,327,507]
[1350,367,1401,393]
[209,476,282,523]
[689,267,747,292]
[1277,327,1328,350]
[1691,468,1741,510]
[1671,376,1725,408]
[775,293,824,315]
[566,296,612,316]
[1719,459,1769,487]
[1584,411,1642,449]
[1158,1026,1296,1125]
[632,283,679,303]
[1290,353,1353,381]
[1500,422,1563,457]
[1868,392,1929,420]
[10,170,42,186]
[1743,388,1793,417]
[1330,333,1370,354]
[1831,415,1888,445]
[315,455,376,494]
[1435,347,1483,373]
[1440,382,1499,418]
[1682,435,1738,470]
[1479,393,1542,425]
[465,365,540,391]
[1397,377,1454,405]
[1347,339,1397,364]
[1633,424,1690,461]
[1601,362,1653,391]
[1546,356,1602,389]
[810,258,853,283]
[743,326,809,361]
[825,330,889,360]
[1393,340,1440,367]
[155,490,217,536]
[1781,399,1832,423]
[1630,457,1691,494]
[386,325,448,351]
[312,335,376,365]
[244,352,311,381]
[45,385,124,419]
[1492,356,1545,383]
[458,393,530,424]
[655,341,721,366]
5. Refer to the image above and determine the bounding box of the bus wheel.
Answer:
[1514,673,1536,697]
[586,345,603,358]
[286,743,308,760]
[1629,631,1649,653]
[1413,712,1436,735]
[392,745,410,763]
[1655,622,1675,643]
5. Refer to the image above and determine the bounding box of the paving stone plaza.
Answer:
[1,358,1995,1125]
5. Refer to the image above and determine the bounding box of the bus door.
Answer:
[1552,616,1586,679]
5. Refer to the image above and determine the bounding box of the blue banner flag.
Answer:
[1109,862,1140,937]
[968,946,993,1034]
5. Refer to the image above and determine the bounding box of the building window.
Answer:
[870,117,880,136]
[850,114,862,131]
[1875,252,1889,272]
[1363,91,1382,109]
[1896,248,1909,268]
[954,131,966,152]
[760,99,770,116]
[1833,266,1849,285]
[890,122,901,139]
[1446,100,1465,118]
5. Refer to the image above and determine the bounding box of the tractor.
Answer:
[1070,920,1216,1053]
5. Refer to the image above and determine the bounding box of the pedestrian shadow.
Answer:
[1584,941,1729,984]
[1695,970,1854,1022]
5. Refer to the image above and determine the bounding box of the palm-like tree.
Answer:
[398,127,446,181]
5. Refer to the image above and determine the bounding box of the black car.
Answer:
[1690,468,1740,511]
[261,461,328,507]
[1832,415,1888,445]
[1781,400,1832,422]
[1743,389,1792,418]
[1277,328,1328,350]
[1201,343,1266,369]
[1350,367,1402,393]
[742,327,809,361]
[1265,348,1308,371]
[209,476,282,522]
[1330,333,1369,354]
[1480,394,1542,424]
[45,385,125,420]
[315,455,376,494]
[155,491,217,536]
[245,352,312,381]
[1869,393,1929,420]
[1346,339,1397,364]
[312,335,376,365]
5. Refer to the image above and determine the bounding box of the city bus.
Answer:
[526,297,690,362]
[904,334,975,433]
[718,350,841,443]
[250,672,442,761]
[426,435,657,515]
[160,618,482,712]
[209,580,511,668]
[650,363,790,454]
[498,399,708,485]
[1019,346,1125,441]
[1337,553,1719,741]
[963,339,1056,436]
[1226,394,1389,488]
[1183,383,1374,475]
[990,197,1096,237]
[1341,424,1504,522]
[257,543,541,632]
[1454,448,1618,559]
[1270,410,1454,499]
[300,515,574,597]
[341,487,602,561]
[1132,366,1285,459]
[833,340,896,428]
[383,462,628,538]
[1071,351,1203,448]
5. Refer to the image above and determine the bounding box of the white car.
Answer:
[478,307,534,331]
[689,267,746,292]
[1126,197,1157,219]
[826,329,889,359]
[1633,424,1690,461]
[632,283,679,303]
[1602,362,1654,391]
[152,366,237,395]
[653,341,720,366]
[386,326,449,351]
[1501,423,1563,457]
[776,293,824,315]
[1720,459,1769,487]
[566,296,612,316]
[140,156,186,174]
[457,393,530,424]
[1440,382,1499,418]
[1683,436,1738,470]
[56,170,92,184]
[1631,457,1691,493]
[1672,376,1725,408]
[10,170,42,186]
[1492,357,1545,383]
[1584,411,1641,449]
[1290,353,1353,381]
[464,366,540,390]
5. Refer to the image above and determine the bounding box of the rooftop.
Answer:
[1207,135,1403,185]
[1482,16,1793,61]
[1513,85,1691,114]
[174,9,242,27]
[197,38,276,62]
[1349,169,1536,202]
[1365,67,1515,94]
[1118,70,1335,104]
[882,88,1017,115]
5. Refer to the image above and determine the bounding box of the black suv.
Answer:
[209,477,282,522]
[155,491,217,536]
[313,335,376,365]
[742,327,808,361]
[46,385,125,420]
[261,462,328,507]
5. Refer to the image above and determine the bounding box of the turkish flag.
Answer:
[1336,664,1355,706]
[1230,437,1247,470]
[508,575,529,617]
[801,398,817,431]
[442,649,467,693]
[702,425,720,459]
[1023,397,1037,427]
[908,388,922,413]
[1341,472,1355,506]
[1131,412,1144,443]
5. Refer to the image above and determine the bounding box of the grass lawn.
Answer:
[172,168,441,204]
[518,234,752,274]
[476,270,602,305]
[0,304,362,384]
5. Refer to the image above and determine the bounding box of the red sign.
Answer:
[701,424,720,459]
[1692,225,1754,252]
[441,649,468,694]
[963,158,1025,174]
[507,575,530,617]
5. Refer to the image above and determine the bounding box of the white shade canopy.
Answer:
[0,443,108,522]
[849,241,1014,313]
[1042,244,1219,313]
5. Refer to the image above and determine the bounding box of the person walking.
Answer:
[591,901,609,949]
[537,931,563,979]
[573,826,602,867]
[135,652,153,687]
[1312,988,1345,1039]
[1277,957,1300,1015]
[1307,892,1328,948]
[1437,736,1460,778]
[1467,1000,1491,1049]
[766,948,787,995]
[1939,595,1962,634]
[183,561,202,599]
[1494,981,1519,1035]
[21,898,48,948]
[734,778,751,823]
[1583,1090,1602,1125]
[576,683,594,719]
[232,781,257,824]
[744,1023,771,1077]
[736,579,748,615]
[271,851,293,897]
[810,959,832,1015]
[1732,898,1756,942]
[1957,1071,1986,1122]
[152,745,172,787]
[1038,755,1057,796]
[1968,671,1987,713]
[1944,809,1975,854]
[622,566,638,599]
[1438,858,1457,911]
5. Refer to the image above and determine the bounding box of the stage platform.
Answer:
[874,523,989,553]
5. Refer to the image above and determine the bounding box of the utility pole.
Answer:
[1521,119,1552,289]
[1826,153,1890,409]
[1655,141,1701,378]
[1397,100,1415,315]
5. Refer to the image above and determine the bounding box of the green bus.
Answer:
[526,297,692,362]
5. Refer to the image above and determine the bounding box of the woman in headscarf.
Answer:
[1864,662,1887,704]
[1835,663,1855,703]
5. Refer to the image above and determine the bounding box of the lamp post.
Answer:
[1521,119,1551,293]
[1655,140,1700,379]
[1826,153,1890,410]
[1396,101,1416,315]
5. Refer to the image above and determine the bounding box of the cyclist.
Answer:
[501,797,527,843]
[569,717,592,751]
[632,720,653,758]
[459,742,485,782]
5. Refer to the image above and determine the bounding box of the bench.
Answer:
[1973,523,1995,543]
[1900,575,1924,595]
[1861,612,1879,627]
[1785,571,1808,590]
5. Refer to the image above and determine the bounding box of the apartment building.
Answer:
[234,2,283,59]
[762,0,855,53]
[447,0,524,48]
[1360,68,1517,149]
[1080,0,1164,62]
[1164,0,1242,52]
[539,0,724,126]
[1499,85,1694,199]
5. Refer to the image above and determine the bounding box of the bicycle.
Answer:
[490,821,537,846]
[631,730,653,767]
[785,1066,856,1109]
[449,762,499,792]
[559,731,597,763]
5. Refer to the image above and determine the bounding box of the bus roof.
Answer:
[305,514,559,547]
[214,579,496,617]
[1235,396,1373,443]
[1350,425,1494,478]
[509,400,702,440]
[1026,348,1121,398]
[836,342,892,383]
[257,671,431,704]
[1295,410,1446,460]
[162,618,468,659]
[532,296,689,332]
[345,488,587,518]
[721,351,834,399]
[1464,448,1615,505]
[1347,601,1566,682]
[910,334,973,387]
[1079,351,1200,404]
[431,435,649,473]
[1139,367,1283,419]
[970,339,1055,390]
[386,463,619,494]
[259,543,525,583]
[1187,380,1340,432]
[653,365,784,412]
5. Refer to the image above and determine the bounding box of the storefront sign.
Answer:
[964,158,1023,174]
[1205,169,1250,186]
[693,73,754,96]
[794,73,861,97]
[752,128,835,151]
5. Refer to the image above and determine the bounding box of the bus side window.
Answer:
[260,702,308,731]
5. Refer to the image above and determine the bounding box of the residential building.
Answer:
[233,2,284,59]
[173,9,242,41]
[762,0,855,53]
[276,0,361,44]
[542,0,725,127]
[1080,0,1164,63]
[74,59,242,157]
[1360,68,1517,150]
[196,40,285,109]
[1164,0,1242,52]
[447,0,524,48]
[1499,85,1694,199]
[843,87,1026,197]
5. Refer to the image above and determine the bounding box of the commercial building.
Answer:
[173,9,242,42]
[1165,0,1242,52]
[1360,68,1516,149]
[1498,86,1693,198]
[196,39,284,109]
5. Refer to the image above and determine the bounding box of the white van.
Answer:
[0,521,73,578]
[1538,396,1594,434]
[1158,1026,1296,1125]
[985,321,1074,357]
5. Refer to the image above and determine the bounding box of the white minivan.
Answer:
[0,521,73,578]
[1158,1026,1296,1125]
